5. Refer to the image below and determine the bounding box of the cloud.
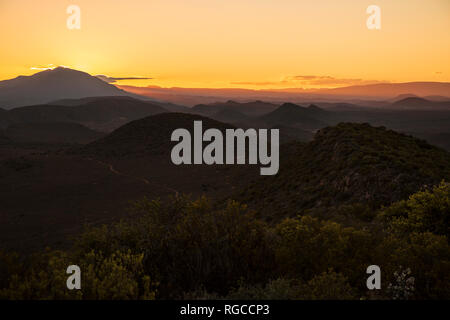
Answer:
[230,75,386,88]
[96,75,152,83]
[30,64,56,71]
[286,75,381,86]
[230,81,288,86]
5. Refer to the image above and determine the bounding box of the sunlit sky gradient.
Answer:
[0,0,449,89]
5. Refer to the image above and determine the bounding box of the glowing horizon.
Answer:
[0,0,449,89]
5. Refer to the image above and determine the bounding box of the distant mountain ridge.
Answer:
[391,97,450,110]
[260,103,328,130]
[0,96,168,132]
[191,100,278,117]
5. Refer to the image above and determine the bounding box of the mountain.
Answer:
[260,103,328,130]
[2,96,168,132]
[391,97,450,110]
[211,109,249,124]
[321,82,450,99]
[4,122,104,144]
[81,113,234,157]
[191,100,278,117]
[0,67,158,109]
[237,123,450,220]
[120,82,450,106]
[49,96,190,113]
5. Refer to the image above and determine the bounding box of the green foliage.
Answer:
[297,270,357,300]
[1,180,449,300]
[378,232,450,299]
[0,249,156,300]
[274,215,376,288]
[224,278,300,300]
[73,195,275,298]
[380,181,450,237]
[237,123,450,220]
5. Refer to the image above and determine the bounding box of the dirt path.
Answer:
[86,157,179,195]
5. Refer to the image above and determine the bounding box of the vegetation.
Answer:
[1,181,448,300]
[238,123,450,220]
[1,123,449,300]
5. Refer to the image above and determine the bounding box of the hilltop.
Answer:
[260,103,328,130]
[1,96,168,132]
[80,113,235,157]
[237,122,450,220]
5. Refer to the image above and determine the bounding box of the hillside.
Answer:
[237,123,450,220]
[192,100,278,117]
[211,109,249,124]
[260,103,328,130]
[81,113,235,157]
[321,82,450,99]
[4,122,104,144]
[2,96,167,132]
[391,97,450,110]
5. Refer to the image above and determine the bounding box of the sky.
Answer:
[0,0,449,89]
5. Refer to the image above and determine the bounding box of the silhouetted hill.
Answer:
[276,125,314,144]
[260,103,328,130]
[192,100,278,117]
[5,122,104,144]
[2,97,167,132]
[0,67,158,109]
[211,109,249,124]
[322,82,450,99]
[238,123,450,220]
[81,113,234,157]
[391,97,450,110]
[50,96,189,113]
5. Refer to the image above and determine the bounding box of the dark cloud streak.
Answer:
[96,75,152,83]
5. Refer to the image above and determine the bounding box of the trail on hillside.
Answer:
[86,157,179,195]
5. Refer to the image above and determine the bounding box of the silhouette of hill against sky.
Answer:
[81,113,235,157]
[319,82,450,99]
[0,67,159,109]
[237,123,450,220]
[260,103,328,130]
[212,108,249,124]
[120,82,450,106]
[191,100,278,117]
[391,97,450,110]
[2,96,168,132]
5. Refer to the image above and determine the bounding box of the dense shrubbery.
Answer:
[0,182,449,300]
[238,123,450,220]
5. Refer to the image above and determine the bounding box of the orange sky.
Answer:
[0,0,449,89]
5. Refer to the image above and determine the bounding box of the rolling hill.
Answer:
[237,122,450,220]
[1,96,168,132]
[260,103,329,130]
[191,100,278,117]
[81,113,235,157]
[391,97,450,110]
[4,122,104,144]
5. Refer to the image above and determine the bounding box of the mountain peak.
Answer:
[279,102,304,110]
[0,67,136,109]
